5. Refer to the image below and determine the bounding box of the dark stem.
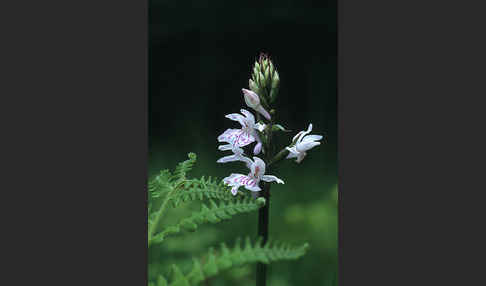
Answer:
[256,183,270,286]
[256,114,274,286]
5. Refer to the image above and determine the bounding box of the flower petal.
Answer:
[306,123,313,133]
[240,109,255,125]
[251,157,266,178]
[296,123,313,143]
[223,173,261,192]
[217,155,238,163]
[286,152,298,159]
[218,129,255,147]
[292,131,304,143]
[241,156,253,168]
[255,122,266,132]
[222,173,247,195]
[223,173,243,184]
[302,135,323,142]
[235,132,255,147]
[218,129,239,143]
[296,141,320,153]
[286,146,299,155]
[244,184,262,192]
[253,142,262,155]
[225,113,246,126]
[296,152,306,163]
[261,175,284,184]
[218,144,233,151]
[230,187,239,196]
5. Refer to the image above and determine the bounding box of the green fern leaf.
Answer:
[186,259,205,285]
[171,153,197,182]
[169,178,240,207]
[149,169,172,199]
[169,237,309,285]
[151,197,265,244]
[170,265,190,286]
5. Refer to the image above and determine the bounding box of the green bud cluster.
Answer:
[249,53,280,106]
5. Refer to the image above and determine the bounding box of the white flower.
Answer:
[242,88,271,120]
[286,123,322,163]
[255,122,266,132]
[223,157,284,196]
[217,143,252,167]
[217,109,263,154]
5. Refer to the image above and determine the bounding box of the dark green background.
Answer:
[149,1,337,285]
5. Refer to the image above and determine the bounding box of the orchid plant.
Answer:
[147,53,323,286]
[216,53,323,286]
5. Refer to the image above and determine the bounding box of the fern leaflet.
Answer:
[150,197,266,244]
[168,237,309,285]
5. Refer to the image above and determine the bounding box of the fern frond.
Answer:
[169,237,310,285]
[168,177,243,207]
[150,197,265,244]
[149,169,172,199]
[171,152,197,182]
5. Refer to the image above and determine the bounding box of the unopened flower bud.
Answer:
[269,71,280,103]
[258,71,265,86]
[272,71,279,89]
[242,88,271,120]
[264,68,270,83]
[243,88,260,108]
[249,79,258,93]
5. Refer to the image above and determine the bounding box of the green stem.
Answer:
[148,182,183,247]
[268,148,290,167]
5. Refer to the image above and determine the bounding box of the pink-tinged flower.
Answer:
[242,88,271,121]
[217,109,263,154]
[286,123,322,163]
[223,157,284,196]
[217,143,253,167]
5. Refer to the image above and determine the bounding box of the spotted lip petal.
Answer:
[218,128,255,147]
[222,173,261,195]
